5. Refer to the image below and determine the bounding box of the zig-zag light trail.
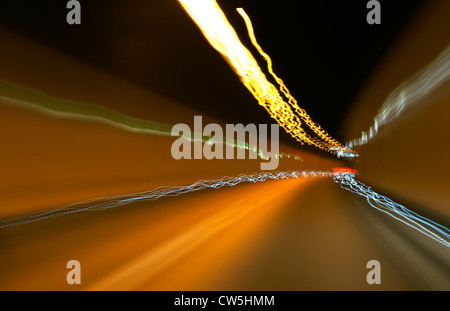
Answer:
[332,168,450,248]
[178,0,357,158]
[2,166,449,248]
[0,170,328,228]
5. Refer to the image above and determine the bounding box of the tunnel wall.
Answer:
[343,0,450,218]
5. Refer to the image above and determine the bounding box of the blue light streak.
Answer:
[0,170,330,228]
[334,171,450,248]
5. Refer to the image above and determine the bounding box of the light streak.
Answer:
[177,0,357,158]
[0,79,302,162]
[347,45,450,148]
[0,170,330,228]
[0,79,173,136]
[333,168,450,248]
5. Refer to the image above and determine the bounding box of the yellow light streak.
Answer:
[177,0,357,157]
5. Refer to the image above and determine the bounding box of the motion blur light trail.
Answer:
[0,79,173,136]
[0,170,329,228]
[237,8,356,159]
[2,0,448,291]
[0,79,302,162]
[177,0,357,158]
[333,168,450,248]
[346,45,450,148]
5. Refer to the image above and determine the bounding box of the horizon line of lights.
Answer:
[177,0,357,159]
[0,170,329,228]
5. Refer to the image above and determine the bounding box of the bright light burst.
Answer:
[177,0,357,158]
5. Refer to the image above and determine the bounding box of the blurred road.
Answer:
[1,176,447,290]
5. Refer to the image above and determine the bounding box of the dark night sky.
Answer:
[0,0,424,150]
